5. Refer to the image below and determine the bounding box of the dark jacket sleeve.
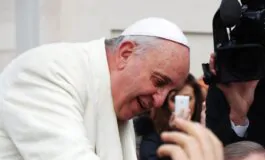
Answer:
[206,84,245,145]
[140,132,162,160]
[135,116,171,160]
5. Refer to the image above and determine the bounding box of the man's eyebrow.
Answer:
[153,71,173,84]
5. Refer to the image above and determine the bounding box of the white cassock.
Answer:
[0,38,137,160]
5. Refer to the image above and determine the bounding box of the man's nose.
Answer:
[152,89,169,108]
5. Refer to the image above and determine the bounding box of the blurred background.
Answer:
[0,0,220,77]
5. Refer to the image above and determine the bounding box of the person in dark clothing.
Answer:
[206,80,265,147]
[134,74,203,160]
[134,115,164,160]
[206,54,265,147]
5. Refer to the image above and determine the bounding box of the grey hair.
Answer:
[105,35,162,54]
[224,141,265,160]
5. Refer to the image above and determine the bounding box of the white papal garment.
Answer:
[0,38,137,160]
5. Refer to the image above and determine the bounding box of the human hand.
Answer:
[157,117,224,160]
[209,53,259,125]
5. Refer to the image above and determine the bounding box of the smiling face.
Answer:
[109,38,190,120]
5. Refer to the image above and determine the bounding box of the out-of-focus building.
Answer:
[1,0,220,77]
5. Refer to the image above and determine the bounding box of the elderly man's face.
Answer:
[111,39,190,120]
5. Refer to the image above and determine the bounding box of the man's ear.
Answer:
[116,40,136,69]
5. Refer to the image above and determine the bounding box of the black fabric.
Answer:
[134,116,171,160]
[140,131,163,160]
[206,79,265,147]
[134,115,155,136]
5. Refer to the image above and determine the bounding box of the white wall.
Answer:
[186,32,214,77]
[0,0,221,77]
[0,0,16,71]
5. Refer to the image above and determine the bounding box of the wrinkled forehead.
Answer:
[154,40,190,62]
[170,68,189,89]
[156,45,189,85]
[139,39,189,87]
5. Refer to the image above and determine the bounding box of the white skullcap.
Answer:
[121,17,189,47]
